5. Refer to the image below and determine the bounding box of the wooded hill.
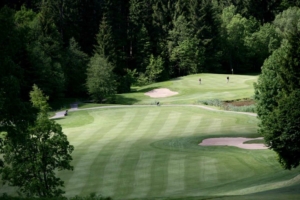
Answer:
[1,0,300,102]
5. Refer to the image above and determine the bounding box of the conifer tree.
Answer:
[188,0,222,72]
[63,38,89,97]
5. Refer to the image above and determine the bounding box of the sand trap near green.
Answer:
[52,106,300,199]
[144,88,179,98]
[199,137,268,149]
[117,73,258,104]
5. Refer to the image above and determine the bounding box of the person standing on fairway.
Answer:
[199,78,201,84]
[227,76,229,83]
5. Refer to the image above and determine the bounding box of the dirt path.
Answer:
[50,103,79,119]
[51,103,262,149]
[51,104,256,117]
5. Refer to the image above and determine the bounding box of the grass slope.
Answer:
[116,73,258,105]
[1,74,299,199]
[54,106,299,199]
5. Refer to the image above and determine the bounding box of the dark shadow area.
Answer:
[49,98,80,111]
[115,95,140,105]
[138,192,300,199]
[51,117,64,121]
[247,182,300,197]
[171,77,183,81]
[130,86,160,93]
[241,72,260,76]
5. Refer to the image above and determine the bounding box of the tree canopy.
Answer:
[0,85,74,197]
[2,1,300,189]
[255,30,300,169]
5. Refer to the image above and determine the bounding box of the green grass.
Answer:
[116,73,258,105]
[1,73,300,199]
[51,106,299,199]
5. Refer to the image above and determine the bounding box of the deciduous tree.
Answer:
[86,54,117,102]
[0,85,74,197]
[255,30,300,169]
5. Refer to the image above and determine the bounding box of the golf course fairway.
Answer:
[1,74,299,199]
[56,105,299,199]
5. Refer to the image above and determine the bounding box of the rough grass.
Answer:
[198,99,256,113]
[225,104,256,113]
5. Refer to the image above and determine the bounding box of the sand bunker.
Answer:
[144,88,178,98]
[199,137,268,150]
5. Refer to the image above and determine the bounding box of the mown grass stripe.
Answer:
[203,118,222,134]
[130,151,155,198]
[199,157,218,184]
[122,110,160,143]
[101,151,126,196]
[100,111,160,197]
[154,112,181,139]
[180,116,202,137]
[64,111,137,196]
[166,154,185,194]
[148,154,169,197]
[51,105,300,199]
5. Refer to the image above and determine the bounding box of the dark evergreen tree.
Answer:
[168,15,205,75]
[0,6,35,135]
[0,0,38,10]
[280,0,300,9]
[23,1,66,99]
[188,0,222,72]
[151,0,174,79]
[63,38,89,97]
[245,0,281,23]
[94,16,115,59]
[101,0,131,92]
[74,0,103,54]
[128,0,152,73]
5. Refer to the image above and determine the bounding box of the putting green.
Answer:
[117,73,258,105]
[56,106,299,199]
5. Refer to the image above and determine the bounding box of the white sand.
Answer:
[199,137,268,150]
[144,88,178,98]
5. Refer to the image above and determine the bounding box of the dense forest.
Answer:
[2,0,300,198]
[1,0,300,103]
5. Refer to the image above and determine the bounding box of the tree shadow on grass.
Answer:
[115,95,140,105]
[130,86,160,93]
[51,117,64,121]
[171,77,183,81]
[249,182,300,197]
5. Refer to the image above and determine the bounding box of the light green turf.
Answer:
[116,73,258,105]
[1,74,299,199]
[53,106,299,199]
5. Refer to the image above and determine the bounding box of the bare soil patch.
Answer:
[144,88,178,98]
[224,99,255,107]
[199,137,268,150]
